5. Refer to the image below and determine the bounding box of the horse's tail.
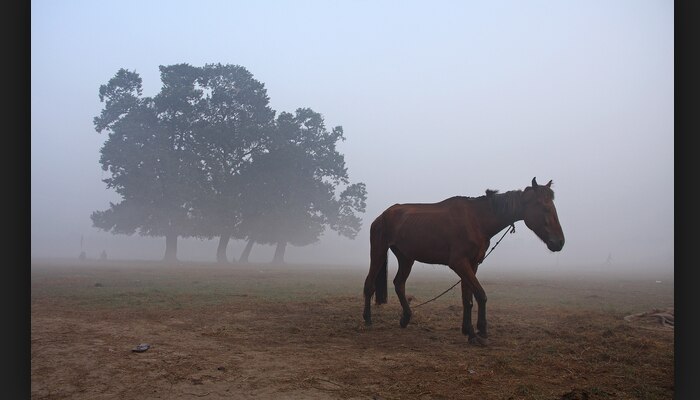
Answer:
[375,254,388,304]
[370,214,389,304]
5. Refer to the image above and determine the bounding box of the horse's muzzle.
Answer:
[547,238,565,252]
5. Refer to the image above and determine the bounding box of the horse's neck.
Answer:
[489,217,522,238]
[482,215,522,239]
[482,191,524,238]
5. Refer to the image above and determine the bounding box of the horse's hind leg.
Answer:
[363,237,388,325]
[363,264,378,325]
[363,215,391,325]
[391,246,414,328]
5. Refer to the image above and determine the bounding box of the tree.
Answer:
[192,63,275,264]
[237,108,367,264]
[93,64,275,263]
[91,65,208,262]
[92,65,367,265]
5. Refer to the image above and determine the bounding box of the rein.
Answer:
[412,223,516,309]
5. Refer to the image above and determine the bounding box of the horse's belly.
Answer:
[396,236,451,265]
[414,255,450,266]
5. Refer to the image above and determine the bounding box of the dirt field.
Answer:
[31,259,674,399]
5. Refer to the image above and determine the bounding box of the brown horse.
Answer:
[362,177,565,345]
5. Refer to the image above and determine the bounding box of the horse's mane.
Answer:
[449,186,550,218]
[485,189,523,218]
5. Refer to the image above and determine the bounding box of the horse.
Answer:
[362,177,565,345]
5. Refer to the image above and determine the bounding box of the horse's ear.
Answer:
[546,180,552,187]
[532,177,538,187]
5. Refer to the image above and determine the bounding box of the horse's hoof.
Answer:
[468,335,489,346]
[399,313,411,328]
[364,319,372,326]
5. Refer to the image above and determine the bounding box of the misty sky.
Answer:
[31,1,673,273]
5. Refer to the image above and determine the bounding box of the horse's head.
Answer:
[522,177,565,252]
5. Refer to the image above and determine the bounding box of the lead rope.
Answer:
[412,223,516,309]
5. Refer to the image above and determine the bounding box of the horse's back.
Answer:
[380,198,467,229]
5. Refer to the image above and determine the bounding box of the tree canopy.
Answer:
[92,64,366,263]
[91,67,204,261]
[238,108,367,263]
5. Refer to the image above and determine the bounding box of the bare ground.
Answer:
[31,260,674,400]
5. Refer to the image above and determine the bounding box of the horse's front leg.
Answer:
[472,280,488,344]
[452,260,489,346]
[362,295,372,325]
[472,266,487,339]
[476,295,488,339]
[460,281,476,339]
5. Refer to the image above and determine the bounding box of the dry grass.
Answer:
[31,259,673,399]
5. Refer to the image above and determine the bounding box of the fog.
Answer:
[31,1,673,276]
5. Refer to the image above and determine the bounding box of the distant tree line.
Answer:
[91,63,367,264]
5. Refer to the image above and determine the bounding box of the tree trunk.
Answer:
[239,238,255,264]
[272,241,287,265]
[217,234,232,264]
[163,233,179,263]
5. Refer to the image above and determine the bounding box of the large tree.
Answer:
[192,63,275,263]
[91,66,205,261]
[92,64,275,263]
[237,108,367,264]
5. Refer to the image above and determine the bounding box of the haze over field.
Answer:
[31,1,673,274]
